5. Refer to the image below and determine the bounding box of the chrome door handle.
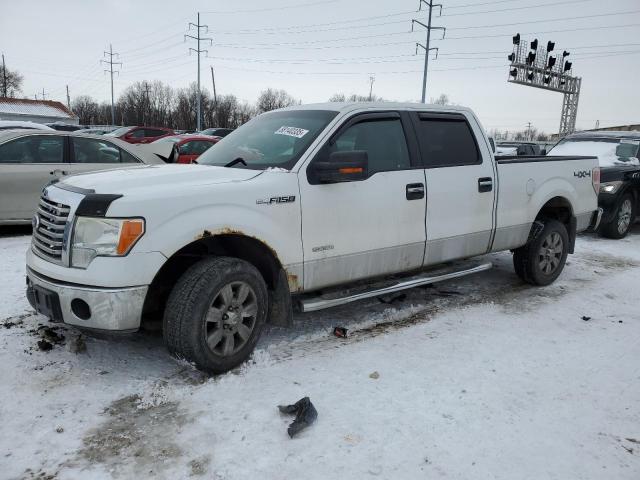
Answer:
[49,169,68,176]
[478,177,493,193]
[406,183,425,200]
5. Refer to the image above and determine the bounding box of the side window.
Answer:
[329,118,410,175]
[129,129,145,139]
[119,148,140,163]
[191,141,214,155]
[0,135,64,164]
[72,137,121,163]
[145,129,166,138]
[179,141,195,156]
[414,116,480,168]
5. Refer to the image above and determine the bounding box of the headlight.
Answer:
[71,217,145,268]
[599,181,623,194]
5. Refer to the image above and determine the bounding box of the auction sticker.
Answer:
[275,126,309,138]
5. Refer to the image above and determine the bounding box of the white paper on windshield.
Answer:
[275,126,309,138]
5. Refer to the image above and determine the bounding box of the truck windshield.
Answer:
[197,110,338,170]
[548,138,640,167]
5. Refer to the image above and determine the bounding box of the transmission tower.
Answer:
[185,12,212,131]
[411,0,446,103]
[101,44,122,126]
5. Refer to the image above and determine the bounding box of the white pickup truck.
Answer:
[26,103,600,373]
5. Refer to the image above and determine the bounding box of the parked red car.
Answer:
[149,135,221,164]
[106,126,174,144]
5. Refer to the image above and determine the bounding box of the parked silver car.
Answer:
[0,130,163,225]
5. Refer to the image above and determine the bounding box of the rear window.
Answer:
[414,115,480,168]
[549,138,640,167]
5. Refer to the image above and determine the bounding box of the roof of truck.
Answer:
[565,130,640,140]
[278,102,473,114]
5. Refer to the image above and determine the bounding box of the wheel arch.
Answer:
[533,195,576,253]
[141,232,294,329]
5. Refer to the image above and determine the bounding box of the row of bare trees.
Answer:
[71,84,299,129]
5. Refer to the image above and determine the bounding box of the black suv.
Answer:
[548,131,640,239]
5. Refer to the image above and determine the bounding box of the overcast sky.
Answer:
[1,0,638,133]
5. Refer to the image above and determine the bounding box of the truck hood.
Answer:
[59,164,262,195]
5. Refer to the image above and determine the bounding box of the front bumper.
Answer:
[26,267,147,331]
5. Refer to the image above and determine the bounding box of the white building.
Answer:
[0,98,78,125]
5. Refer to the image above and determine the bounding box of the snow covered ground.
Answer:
[1,227,639,480]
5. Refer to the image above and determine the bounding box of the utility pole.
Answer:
[66,85,71,110]
[185,13,212,131]
[526,122,533,140]
[40,88,47,100]
[1,54,7,98]
[101,44,122,126]
[210,65,218,126]
[412,0,446,103]
[143,81,151,125]
[368,75,375,101]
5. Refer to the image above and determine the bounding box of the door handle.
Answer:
[478,177,493,193]
[49,169,68,176]
[406,183,425,200]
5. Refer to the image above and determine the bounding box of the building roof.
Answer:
[0,97,77,119]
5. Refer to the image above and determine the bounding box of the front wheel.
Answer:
[600,193,635,239]
[163,256,268,374]
[513,219,569,286]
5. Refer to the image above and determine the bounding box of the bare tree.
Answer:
[256,88,297,113]
[430,94,450,105]
[328,93,385,102]
[1,65,23,98]
[71,95,100,124]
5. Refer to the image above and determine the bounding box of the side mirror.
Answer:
[311,150,368,184]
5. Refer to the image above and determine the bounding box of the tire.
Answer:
[513,219,569,286]
[163,256,268,374]
[600,193,635,239]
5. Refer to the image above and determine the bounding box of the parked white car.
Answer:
[25,102,600,373]
[0,130,163,225]
[0,120,54,131]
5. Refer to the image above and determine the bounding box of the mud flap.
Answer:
[268,268,293,328]
[568,216,577,254]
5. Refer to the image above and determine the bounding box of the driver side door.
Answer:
[299,111,427,291]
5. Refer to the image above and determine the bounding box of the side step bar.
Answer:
[299,262,492,312]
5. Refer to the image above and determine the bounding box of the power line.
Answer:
[201,0,338,14]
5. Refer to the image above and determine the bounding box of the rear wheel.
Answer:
[163,256,268,374]
[600,193,635,239]
[513,219,569,286]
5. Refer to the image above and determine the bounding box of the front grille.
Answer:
[32,196,70,263]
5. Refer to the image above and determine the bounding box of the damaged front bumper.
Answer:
[26,267,147,332]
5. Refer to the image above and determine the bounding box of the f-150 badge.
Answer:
[256,196,296,205]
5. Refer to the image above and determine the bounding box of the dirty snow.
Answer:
[1,226,639,479]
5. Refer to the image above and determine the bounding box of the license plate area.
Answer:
[31,285,63,322]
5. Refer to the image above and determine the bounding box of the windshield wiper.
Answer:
[224,157,248,168]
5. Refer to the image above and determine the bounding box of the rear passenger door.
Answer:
[410,112,496,265]
[67,137,142,175]
[0,134,67,222]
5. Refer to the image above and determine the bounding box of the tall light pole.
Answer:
[185,13,212,131]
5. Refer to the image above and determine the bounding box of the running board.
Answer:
[299,262,493,312]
